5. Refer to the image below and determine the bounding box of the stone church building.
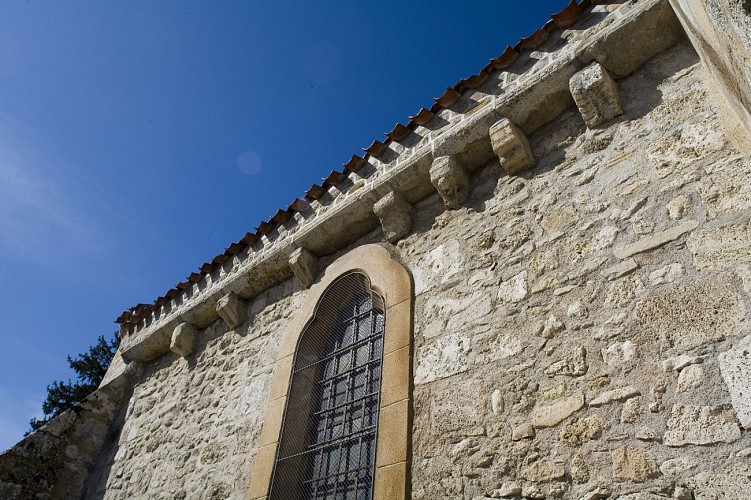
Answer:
[2,0,751,498]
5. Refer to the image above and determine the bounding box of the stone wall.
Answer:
[5,2,751,499]
[403,41,751,500]
[83,39,751,499]
[83,281,303,498]
[0,363,140,499]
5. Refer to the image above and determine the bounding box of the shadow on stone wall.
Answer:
[0,363,141,499]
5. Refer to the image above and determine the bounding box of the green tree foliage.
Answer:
[28,334,120,433]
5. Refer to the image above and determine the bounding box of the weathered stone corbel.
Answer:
[430,155,469,210]
[489,118,535,175]
[170,322,197,357]
[216,292,246,330]
[569,62,623,128]
[289,247,318,289]
[373,191,412,243]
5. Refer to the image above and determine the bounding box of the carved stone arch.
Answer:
[249,243,413,500]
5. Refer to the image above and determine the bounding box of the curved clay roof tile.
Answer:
[288,198,310,213]
[521,29,550,50]
[551,0,583,28]
[305,184,327,200]
[489,46,519,70]
[363,140,387,157]
[460,71,489,90]
[324,170,347,186]
[240,232,259,245]
[386,123,412,142]
[270,209,290,224]
[409,108,435,126]
[255,221,274,235]
[433,87,462,108]
[343,154,367,173]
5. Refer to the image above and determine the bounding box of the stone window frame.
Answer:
[248,243,413,500]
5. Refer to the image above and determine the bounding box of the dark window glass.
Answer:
[270,273,385,500]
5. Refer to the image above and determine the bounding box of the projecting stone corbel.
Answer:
[489,118,536,175]
[216,292,246,330]
[569,62,623,129]
[430,155,469,210]
[170,322,197,357]
[289,247,318,289]
[373,191,412,243]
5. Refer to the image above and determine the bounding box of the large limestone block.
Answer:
[430,379,483,433]
[559,414,607,446]
[687,222,751,270]
[663,405,741,446]
[611,447,659,483]
[519,460,565,482]
[489,118,535,175]
[414,332,470,384]
[634,274,747,350]
[530,391,584,428]
[429,155,469,210]
[688,463,751,500]
[718,336,751,429]
[544,347,588,377]
[613,219,698,259]
[589,386,640,407]
[569,62,623,128]
[497,271,529,303]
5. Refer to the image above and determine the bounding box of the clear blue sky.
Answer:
[0,0,563,450]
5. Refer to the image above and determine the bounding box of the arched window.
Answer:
[249,244,412,500]
[270,273,384,499]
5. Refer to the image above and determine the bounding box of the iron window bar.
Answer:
[270,272,385,500]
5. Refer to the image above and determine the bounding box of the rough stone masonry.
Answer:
[1,0,751,499]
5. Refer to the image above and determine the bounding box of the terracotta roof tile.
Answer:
[489,46,520,70]
[460,71,489,90]
[521,29,550,50]
[212,254,230,266]
[239,232,259,245]
[552,0,583,28]
[343,155,367,173]
[288,198,310,213]
[323,170,347,186]
[225,242,246,255]
[409,108,434,126]
[363,140,387,157]
[433,87,462,108]
[386,123,412,142]
[270,209,291,224]
[256,221,274,234]
[305,183,327,200]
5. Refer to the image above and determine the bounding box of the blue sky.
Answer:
[0,0,562,450]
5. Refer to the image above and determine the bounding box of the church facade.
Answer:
[2,0,751,498]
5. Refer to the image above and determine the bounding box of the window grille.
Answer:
[270,272,385,500]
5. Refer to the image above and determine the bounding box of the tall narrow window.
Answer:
[270,272,385,499]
